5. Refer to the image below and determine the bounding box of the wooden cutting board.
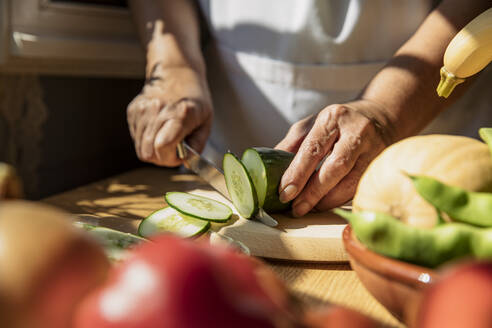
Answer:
[45,167,348,263]
[186,189,349,262]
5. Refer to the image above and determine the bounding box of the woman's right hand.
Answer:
[127,65,213,167]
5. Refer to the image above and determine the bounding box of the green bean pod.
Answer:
[479,127,492,154]
[334,209,492,268]
[471,229,492,259]
[409,175,492,227]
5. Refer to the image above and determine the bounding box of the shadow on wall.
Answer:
[0,74,145,199]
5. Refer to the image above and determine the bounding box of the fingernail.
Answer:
[279,185,297,203]
[293,202,311,217]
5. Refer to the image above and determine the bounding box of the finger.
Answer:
[291,134,364,217]
[127,111,135,140]
[275,133,305,153]
[132,98,159,160]
[315,156,369,211]
[153,100,209,165]
[127,95,148,141]
[134,120,146,160]
[140,100,190,159]
[278,119,339,204]
[154,118,185,167]
[140,100,164,161]
[126,98,139,140]
[275,115,314,153]
[315,171,359,211]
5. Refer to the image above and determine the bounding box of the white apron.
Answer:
[197,0,492,163]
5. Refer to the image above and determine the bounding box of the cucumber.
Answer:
[165,192,232,222]
[241,147,294,212]
[138,206,210,238]
[75,223,146,262]
[223,152,259,218]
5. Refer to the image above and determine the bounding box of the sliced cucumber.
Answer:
[75,223,145,262]
[138,206,210,238]
[165,192,232,222]
[241,147,294,212]
[223,152,259,219]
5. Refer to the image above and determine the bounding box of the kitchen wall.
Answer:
[0,74,145,199]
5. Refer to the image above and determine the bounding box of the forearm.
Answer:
[129,0,206,79]
[360,0,490,143]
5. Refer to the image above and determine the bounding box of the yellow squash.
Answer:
[353,135,492,228]
[437,8,492,98]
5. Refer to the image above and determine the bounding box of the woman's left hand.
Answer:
[275,100,393,217]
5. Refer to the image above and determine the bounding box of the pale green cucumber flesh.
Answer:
[165,192,232,222]
[241,149,268,207]
[75,223,145,262]
[241,147,294,212]
[223,152,258,218]
[138,206,210,238]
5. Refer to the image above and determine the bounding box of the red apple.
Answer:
[74,235,298,328]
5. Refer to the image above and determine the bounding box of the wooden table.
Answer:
[42,167,402,327]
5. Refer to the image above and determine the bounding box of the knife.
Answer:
[177,141,278,227]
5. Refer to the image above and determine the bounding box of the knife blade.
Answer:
[177,141,278,227]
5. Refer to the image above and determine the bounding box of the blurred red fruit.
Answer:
[303,306,377,328]
[410,261,492,328]
[74,235,298,328]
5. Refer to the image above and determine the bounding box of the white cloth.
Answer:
[197,0,492,162]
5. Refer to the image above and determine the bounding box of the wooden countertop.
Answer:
[42,166,402,327]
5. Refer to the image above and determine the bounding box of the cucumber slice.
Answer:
[241,147,294,212]
[165,192,232,222]
[223,152,259,219]
[138,206,210,238]
[75,223,145,262]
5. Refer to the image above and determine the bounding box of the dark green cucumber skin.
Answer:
[164,192,232,223]
[242,147,294,213]
[223,152,259,219]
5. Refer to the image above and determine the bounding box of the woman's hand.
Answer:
[276,100,393,217]
[127,66,213,167]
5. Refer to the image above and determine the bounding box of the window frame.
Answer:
[0,0,144,77]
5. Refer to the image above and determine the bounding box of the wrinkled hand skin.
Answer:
[127,65,213,167]
[276,100,391,217]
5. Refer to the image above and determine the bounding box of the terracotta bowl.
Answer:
[342,225,440,321]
